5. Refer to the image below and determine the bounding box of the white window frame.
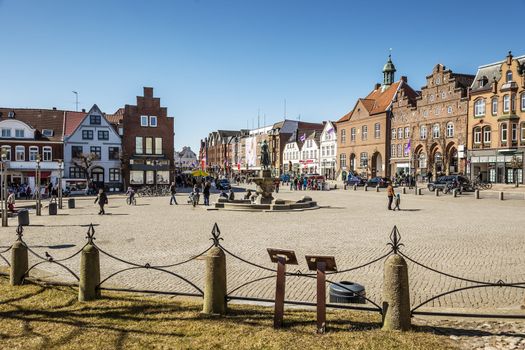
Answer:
[150,116,158,127]
[362,125,367,140]
[501,123,508,142]
[404,127,410,139]
[420,125,427,140]
[374,123,380,139]
[155,137,162,155]
[447,106,452,114]
[43,146,52,161]
[503,95,510,113]
[446,122,454,138]
[397,128,402,139]
[15,145,25,161]
[483,127,491,143]
[474,99,485,116]
[1,129,11,137]
[512,123,518,141]
[1,145,11,160]
[391,129,396,140]
[29,146,38,161]
[432,124,440,139]
[15,129,24,138]
[521,93,525,111]
[140,115,149,127]
[135,136,143,154]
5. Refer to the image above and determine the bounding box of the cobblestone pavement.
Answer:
[1,186,525,314]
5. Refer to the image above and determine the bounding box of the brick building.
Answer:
[390,64,473,179]
[336,56,418,180]
[108,87,174,187]
[467,52,525,184]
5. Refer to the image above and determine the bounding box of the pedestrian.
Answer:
[275,180,280,193]
[51,185,58,202]
[169,182,178,205]
[7,191,15,212]
[203,181,210,206]
[244,189,252,200]
[94,188,108,215]
[386,181,395,210]
[393,193,401,211]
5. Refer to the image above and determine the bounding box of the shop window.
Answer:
[359,152,368,167]
[418,153,427,168]
[146,170,155,184]
[130,171,144,184]
[156,171,170,184]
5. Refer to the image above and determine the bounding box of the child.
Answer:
[393,193,401,211]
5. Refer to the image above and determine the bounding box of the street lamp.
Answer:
[1,149,8,227]
[58,159,63,209]
[36,154,41,216]
[153,160,158,191]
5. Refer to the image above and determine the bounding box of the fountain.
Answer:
[213,140,319,212]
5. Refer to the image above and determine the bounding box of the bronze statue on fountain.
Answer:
[252,140,275,204]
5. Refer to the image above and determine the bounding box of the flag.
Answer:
[404,139,411,153]
[299,133,306,142]
[327,127,334,134]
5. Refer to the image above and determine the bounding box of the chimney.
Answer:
[82,108,86,113]
[52,107,57,110]
[506,51,513,65]
[144,87,154,98]
[374,83,381,90]
[401,76,408,83]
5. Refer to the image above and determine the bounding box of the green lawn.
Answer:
[0,276,455,350]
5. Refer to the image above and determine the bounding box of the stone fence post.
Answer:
[79,243,101,301]
[10,240,28,286]
[382,254,411,331]
[203,246,227,315]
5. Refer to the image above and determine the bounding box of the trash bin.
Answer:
[49,202,58,215]
[18,209,30,226]
[68,198,75,209]
[329,281,366,304]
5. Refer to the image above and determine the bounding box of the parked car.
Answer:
[346,174,366,186]
[427,175,472,192]
[216,179,231,190]
[366,177,390,188]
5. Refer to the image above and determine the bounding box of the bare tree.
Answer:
[72,153,99,182]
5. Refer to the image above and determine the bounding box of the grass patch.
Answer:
[0,276,455,350]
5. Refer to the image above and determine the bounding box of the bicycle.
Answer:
[126,196,136,205]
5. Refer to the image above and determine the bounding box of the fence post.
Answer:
[79,225,100,301]
[382,254,411,331]
[499,191,504,200]
[475,189,480,199]
[10,226,28,286]
[203,246,227,315]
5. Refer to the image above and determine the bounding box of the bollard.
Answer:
[435,189,439,197]
[475,189,480,199]
[79,243,101,301]
[203,246,227,315]
[68,198,75,209]
[10,240,28,286]
[364,185,368,192]
[453,189,458,197]
[414,188,418,195]
[376,185,380,192]
[499,191,504,201]
[417,188,422,196]
[17,209,30,226]
[382,254,411,331]
[49,202,58,215]
[402,187,406,194]
[353,184,357,191]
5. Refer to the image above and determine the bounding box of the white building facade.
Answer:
[175,146,198,170]
[299,131,321,174]
[319,121,337,179]
[64,105,123,192]
[283,138,302,175]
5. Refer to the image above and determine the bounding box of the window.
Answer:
[321,147,325,157]
[434,107,440,115]
[135,137,143,154]
[432,124,440,138]
[130,170,144,184]
[69,167,83,179]
[474,128,481,144]
[82,130,93,140]
[430,94,435,102]
[404,127,410,139]
[397,128,402,139]
[109,168,121,182]
[441,91,446,99]
[15,129,24,138]
[397,144,402,157]
[511,94,516,112]
[391,144,396,157]
[512,123,518,141]
[98,130,109,140]
[155,137,162,155]
[501,123,508,142]
[43,146,52,161]
[492,97,498,115]
[521,94,525,111]
[506,70,513,82]
[374,123,380,138]
[420,125,427,140]
[15,146,25,161]
[42,129,54,137]
[340,129,346,143]
[474,99,485,116]
[108,147,119,160]
[391,129,396,140]
[29,146,38,161]
[72,146,83,158]
[145,137,153,154]
[521,123,525,141]
[447,106,452,114]
[90,146,101,160]
[403,144,409,157]
[446,122,454,138]
[150,116,158,127]
[503,95,510,112]
[0,146,10,160]
[483,126,491,143]
[141,116,148,127]
[90,115,101,125]
[339,153,347,168]
[362,125,368,140]
[1,129,11,137]
[359,152,368,167]
[419,153,427,168]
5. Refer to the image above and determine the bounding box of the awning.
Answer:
[22,171,52,178]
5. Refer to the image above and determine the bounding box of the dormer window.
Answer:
[15,129,24,138]
[7,111,15,119]
[478,76,488,88]
[506,70,513,82]
[90,115,101,125]
[42,129,54,137]
[1,129,11,137]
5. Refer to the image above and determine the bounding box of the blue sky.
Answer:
[1,0,523,151]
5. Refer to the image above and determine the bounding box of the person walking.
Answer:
[169,182,178,205]
[386,181,395,210]
[94,188,108,215]
[203,181,210,206]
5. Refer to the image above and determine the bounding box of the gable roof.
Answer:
[64,111,87,137]
[106,108,124,125]
[0,108,66,142]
